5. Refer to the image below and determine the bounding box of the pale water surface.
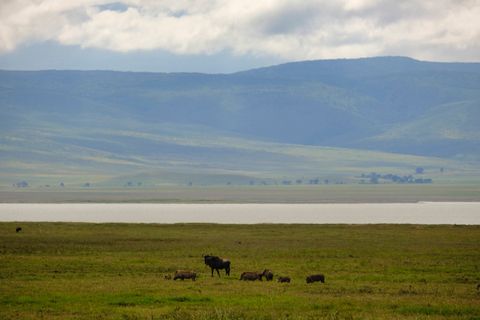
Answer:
[0,202,479,224]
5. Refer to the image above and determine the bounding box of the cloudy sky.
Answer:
[0,0,479,72]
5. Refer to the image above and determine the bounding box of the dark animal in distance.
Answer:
[262,269,274,281]
[240,271,263,281]
[164,275,172,280]
[204,255,231,277]
[306,274,325,283]
[173,270,196,281]
[278,276,291,283]
[16,227,22,233]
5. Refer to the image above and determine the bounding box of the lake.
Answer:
[0,202,479,224]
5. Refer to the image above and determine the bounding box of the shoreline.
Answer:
[1,200,480,204]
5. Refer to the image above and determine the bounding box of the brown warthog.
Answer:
[240,271,263,281]
[173,270,196,281]
[277,276,291,283]
[306,274,325,283]
[262,269,274,281]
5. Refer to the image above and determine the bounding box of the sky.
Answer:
[0,0,479,73]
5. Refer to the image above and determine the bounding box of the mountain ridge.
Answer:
[4,55,480,74]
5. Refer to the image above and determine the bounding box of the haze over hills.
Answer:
[1,56,479,187]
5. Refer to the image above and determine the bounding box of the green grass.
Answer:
[0,223,479,319]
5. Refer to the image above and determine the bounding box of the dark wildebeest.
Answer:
[15,227,22,233]
[240,271,263,281]
[262,269,274,281]
[306,274,325,284]
[204,255,230,277]
[278,276,291,283]
[173,270,196,281]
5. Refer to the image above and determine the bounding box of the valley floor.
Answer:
[1,184,480,203]
[0,222,479,319]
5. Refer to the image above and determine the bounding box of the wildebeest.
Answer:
[240,271,263,281]
[277,276,291,283]
[306,274,325,283]
[204,255,231,277]
[173,270,196,281]
[15,227,22,233]
[262,269,274,281]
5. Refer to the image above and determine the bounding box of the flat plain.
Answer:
[0,222,479,319]
[2,184,480,203]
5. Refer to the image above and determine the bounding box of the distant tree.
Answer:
[14,181,28,188]
[59,182,65,187]
[440,167,444,173]
[83,182,91,188]
[369,172,380,179]
[296,179,303,184]
[416,167,424,174]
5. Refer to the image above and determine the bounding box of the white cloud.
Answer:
[1,0,479,61]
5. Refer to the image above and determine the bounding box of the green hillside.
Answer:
[1,57,479,187]
[0,119,475,188]
[358,100,480,158]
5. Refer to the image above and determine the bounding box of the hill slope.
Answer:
[1,57,479,186]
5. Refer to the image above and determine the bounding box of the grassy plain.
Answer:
[2,184,480,203]
[0,222,479,319]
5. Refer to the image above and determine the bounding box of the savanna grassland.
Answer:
[0,223,479,319]
[2,184,480,203]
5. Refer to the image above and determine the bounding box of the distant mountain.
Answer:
[1,57,479,186]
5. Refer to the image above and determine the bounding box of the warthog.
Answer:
[204,255,231,277]
[306,274,325,284]
[173,270,196,281]
[164,275,172,280]
[15,227,22,233]
[262,269,274,281]
[240,271,263,281]
[278,276,291,283]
